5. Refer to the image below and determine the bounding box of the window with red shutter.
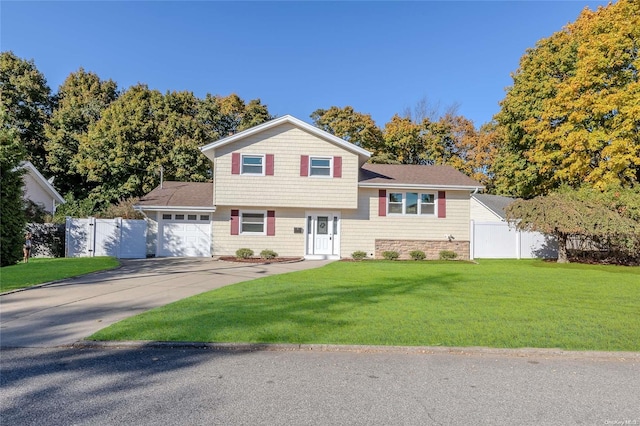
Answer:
[437,191,446,218]
[230,209,239,235]
[300,155,309,176]
[267,210,275,236]
[333,156,342,178]
[378,190,387,217]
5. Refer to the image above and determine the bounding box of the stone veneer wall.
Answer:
[375,239,470,260]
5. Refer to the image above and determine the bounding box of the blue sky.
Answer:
[2,1,611,128]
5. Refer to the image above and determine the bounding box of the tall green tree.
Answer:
[494,0,640,197]
[44,68,118,198]
[0,51,52,171]
[198,93,272,140]
[74,87,263,204]
[75,84,167,202]
[311,106,384,154]
[0,122,27,266]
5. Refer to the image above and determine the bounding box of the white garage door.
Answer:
[159,213,211,257]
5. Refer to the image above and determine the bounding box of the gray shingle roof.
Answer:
[359,163,483,188]
[137,181,213,208]
[472,194,515,219]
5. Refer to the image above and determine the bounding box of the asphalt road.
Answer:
[1,346,638,425]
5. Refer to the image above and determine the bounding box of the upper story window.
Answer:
[310,157,332,177]
[388,192,436,215]
[241,154,264,175]
[300,155,342,178]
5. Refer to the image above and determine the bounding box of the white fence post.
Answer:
[469,219,475,261]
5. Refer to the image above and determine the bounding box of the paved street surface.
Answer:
[0,258,331,348]
[1,346,638,425]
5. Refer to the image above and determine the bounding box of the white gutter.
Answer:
[135,205,217,213]
[359,183,485,191]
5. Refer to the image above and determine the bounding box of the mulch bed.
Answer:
[218,256,304,264]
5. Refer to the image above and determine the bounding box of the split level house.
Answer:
[137,115,484,260]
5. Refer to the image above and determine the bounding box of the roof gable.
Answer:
[20,161,65,205]
[200,115,371,160]
[472,194,515,219]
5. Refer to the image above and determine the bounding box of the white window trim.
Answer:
[309,156,333,178]
[387,191,438,216]
[240,210,267,235]
[419,193,437,216]
[241,154,265,176]
[388,192,404,215]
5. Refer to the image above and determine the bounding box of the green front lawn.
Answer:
[0,257,120,293]
[90,259,640,351]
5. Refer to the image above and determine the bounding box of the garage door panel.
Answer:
[160,219,211,257]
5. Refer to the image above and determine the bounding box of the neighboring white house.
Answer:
[20,161,65,213]
[470,194,515,222]
[137,115,485,260]
[470,193,558,259]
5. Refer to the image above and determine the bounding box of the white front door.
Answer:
[306,212,340,259]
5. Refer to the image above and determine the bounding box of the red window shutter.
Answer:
[333,156,342,178]
[378,189,387,217]
[231,153,240,175]
[267,210,275,236]
[438,191,446,218]
[300,155,309,176]
[266,154,274,176]
[230,209,239,235]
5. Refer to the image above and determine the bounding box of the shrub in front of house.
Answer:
[409,250,426,261]
[260,249,278,259]
[236,248,254,259]
[351,250,367,261]
[382,250,399,260]
[439,250,458,260]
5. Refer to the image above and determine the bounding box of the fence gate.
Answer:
[65,217,147,259]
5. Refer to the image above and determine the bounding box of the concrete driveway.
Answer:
[0,258,331,348]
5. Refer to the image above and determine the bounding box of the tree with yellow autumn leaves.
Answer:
[493,0,639,198]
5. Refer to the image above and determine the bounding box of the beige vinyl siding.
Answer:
[212,207,307,257]
[214,123,359,209]
[470,197,503,222]
[341,188,472,257]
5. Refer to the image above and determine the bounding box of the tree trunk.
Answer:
[556,232,569,263]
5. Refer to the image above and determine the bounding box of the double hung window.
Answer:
[241,155,264,175]
[241,212,265,234]
[310,157,332,176]
[388,192,437,215]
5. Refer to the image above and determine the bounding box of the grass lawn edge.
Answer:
[75,339,640,359]
[0,257,121,294]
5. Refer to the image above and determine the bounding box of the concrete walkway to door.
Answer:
[0,258,332,348]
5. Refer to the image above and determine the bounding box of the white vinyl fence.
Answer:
[65,217,147,259]
[471,220,558,259]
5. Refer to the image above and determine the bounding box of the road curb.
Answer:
[71,340,640,361]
